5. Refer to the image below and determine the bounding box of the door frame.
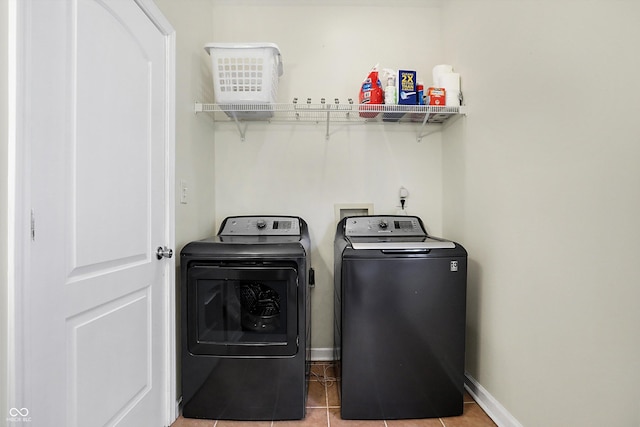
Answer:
[6,0,177,424]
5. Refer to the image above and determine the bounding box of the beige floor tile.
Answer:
[440,403,497,427]
[463,391,474,403]
[326,382,340,408]
[328,408,386,427]
[386,418,444,427]
[307,379,327,408]
[273,408,328,427]
[170,416,215,427]
[214,419,272,427]
[310,363,331,379]
[324,364,338,381]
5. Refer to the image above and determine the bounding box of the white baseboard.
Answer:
[310,347,335,361]
[465,372,523,427]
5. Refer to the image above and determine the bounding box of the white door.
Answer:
[15,0,175,426]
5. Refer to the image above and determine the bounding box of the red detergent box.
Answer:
[398,70,417,105]
[427,87,446,105]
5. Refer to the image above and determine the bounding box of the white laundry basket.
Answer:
[205,42,283,119]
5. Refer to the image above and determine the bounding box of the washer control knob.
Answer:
[378,219,389,229]
[256,219,267,229]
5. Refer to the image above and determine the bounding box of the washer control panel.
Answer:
[220,216,301,236]
[344,216,426,237]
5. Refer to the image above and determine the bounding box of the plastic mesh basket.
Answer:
[205,43,283,119]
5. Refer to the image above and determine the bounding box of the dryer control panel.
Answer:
[220,216,301,236]
[345,216,426,237]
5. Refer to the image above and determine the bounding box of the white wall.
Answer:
[211,0,446,350]
[441,1,640,426]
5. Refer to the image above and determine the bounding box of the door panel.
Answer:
[69,289,150,427]
[20,0,174,425]
[74,0,151,269]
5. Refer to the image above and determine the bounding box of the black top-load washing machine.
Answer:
[180,216,313,421]
[334,215,467,420]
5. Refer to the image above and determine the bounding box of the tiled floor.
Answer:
[171,362,497,427]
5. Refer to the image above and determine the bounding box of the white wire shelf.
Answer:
[194,101,466,141]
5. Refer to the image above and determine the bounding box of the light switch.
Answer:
[180,180,188,204]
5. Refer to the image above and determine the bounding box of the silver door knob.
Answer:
[156,246,173,260]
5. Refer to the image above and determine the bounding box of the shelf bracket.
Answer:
[416,112,431,142]
[416,106,467,142]
[230,113,248,142]
[417,126,442,142]
[325,109,331,141]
